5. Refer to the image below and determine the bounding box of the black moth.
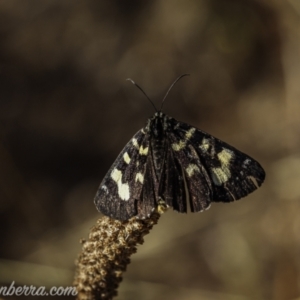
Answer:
[94,75,265,221]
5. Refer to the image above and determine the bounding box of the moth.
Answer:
[94,75,265,221]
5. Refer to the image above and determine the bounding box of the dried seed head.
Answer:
[74,210,162,300]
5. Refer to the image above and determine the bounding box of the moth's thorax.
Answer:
[146,112,170,135]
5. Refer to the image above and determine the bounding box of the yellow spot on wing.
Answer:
[111,168,130,200]
[185,128,195,139]
[186,164,200,177]
[123,152,131,164]
[135,172,144,184]
[111,168,122,182]
[139,146,149,155]
[211,148,234,185]
[172,128,195,151]
[172,140,186,151]
[211,167,230,185]
[218,148,234,167]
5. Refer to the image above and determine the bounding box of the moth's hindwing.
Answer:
[94,129,150,220]
[170,120,265,205]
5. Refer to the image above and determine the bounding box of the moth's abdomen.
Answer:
[151,133,166,173]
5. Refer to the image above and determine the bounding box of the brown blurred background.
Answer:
[0,0,300,299]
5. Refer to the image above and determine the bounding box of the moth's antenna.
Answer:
[160,74,190,111]
[126,78,158,112]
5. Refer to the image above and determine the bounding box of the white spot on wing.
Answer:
[111,168,130,200]
[123,152,131,164]
[186,164,200,177]
[199,138,210,152]
[132,138,139,149]
[243,158,251,168]
[135,172,144,184]
[101,185,108,194]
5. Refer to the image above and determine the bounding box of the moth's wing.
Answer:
[136,151,157,219]
[160,142,188,213]
[137,140,185,218]
[170,119,265,208]
[167,129,212,212]
[94,129,150,221]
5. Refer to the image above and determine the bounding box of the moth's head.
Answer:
[146,112,170,137]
